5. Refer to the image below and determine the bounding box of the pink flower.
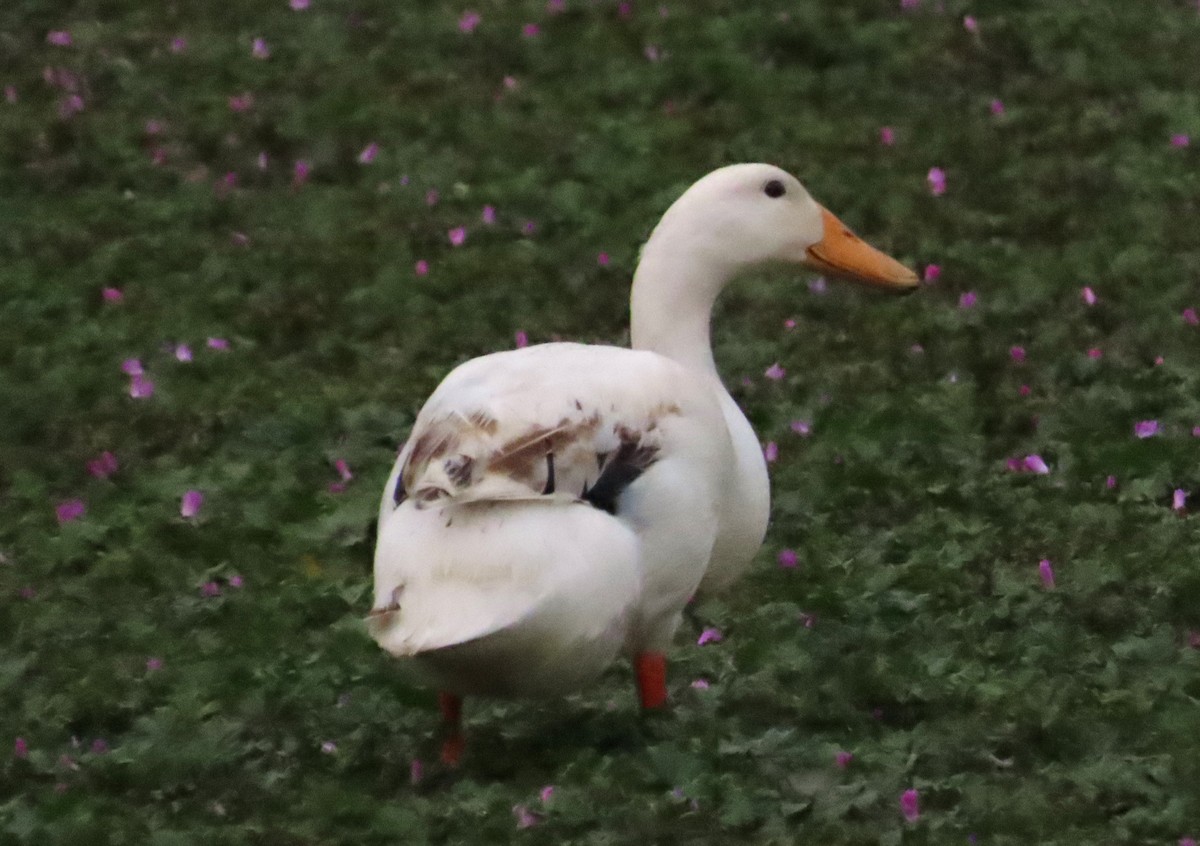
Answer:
[790,419,812,436]
[1170,133,1191,148]
[481,205,496,224]
[1024,454,1050,475]
[835,751,853,769]
[1173,489,1188,512]
[764,362,786,381]
[334,460,353,483]
[900,788,920,822]
[900,0,920,8]
[458,11,482,34]
[357,142,379,164]
[293,159,311,186]
[414,259,429,276]
[880,126,895,146]
[513,805,540,829]
[291,0,310,9]
[90,739,109,754]
[102,287,124,303]
[425,189,439,206]
[547,0,566,12]
[320,740,337,754]
[1193,426,1200,438]
[87,451,119,479]
[1009,346,1026,363]
[927,167,946,196]
[1106,475,1117,489]
[18,587,35,600]
[47,30,72,46]
[597,252,610,266]
[809,276,827,294]
[1087,347,1102,359]
[784,318,797,330]
[230,231,250,247]
[146,657,163,671]
[201,581,221,597]
[122,358,143,376]
[515,330,529,348]
[1081,286,1097,306]
[777,548,798,568]
[228,93,253,113]
[1183,307,1198,326]
[410,758,424,785]
[1038,558,1055,588]
[207,337,230,350]
[448,227,467,246]
[181,489,204,518]
[990,98,1005,116]
[129,374,154,399]
[175,343,193,363]
[56,498,85,524]
[229,574,244,588]
[252,37,270,59]
[522,220,537,235]
[4,85,16,104]
[963,15,978,32]
[539,785,555,804]
[503,76,519,90]
[57,94,85,119]
[923,264,941,282]
[959,291,977,309]
[690,678,710,690]
[697,627,723,646]
[1134,420,1160,439]
[170,36,188,53]
[1018,384,1032,397]
[1155,355,1165,366]
[522,23,541,37]
[14,738,29,759]
[618,2,633,18]
[764,441,779,463]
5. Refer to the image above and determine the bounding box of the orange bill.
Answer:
[804,206,919,293]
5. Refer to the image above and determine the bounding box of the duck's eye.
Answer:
[764,180,786,199]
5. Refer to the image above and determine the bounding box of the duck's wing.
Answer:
[368,343,731,660]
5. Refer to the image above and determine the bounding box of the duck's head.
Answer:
[649,163,919,293]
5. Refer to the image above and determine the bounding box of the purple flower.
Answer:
[18,587,35,600]
[228,575,244,588]
[291,0,310,8]
[207,337,230,350]
[425,189,439,207]
[414,260,429,276]
[900,788,920,822]
[1087,347,1102,359]
[1173,489,1188,512]
[410,758,424,785]
[335,460,353,483]
[1170,133,1191,149]
[56,499,85,524]
[458,11,481,33]
[515,330,529,348]
[4,85,16,104]
[880,126,895,146]
[835,751,853,769]
[293,159,311,186]
[1081,286,1097,306]
[990,98,1005,116]
[87,451,119,478]
[228,93,253,113]
[790,419,812,436]
[170,36,188,53]
[1183,307,1198,326]
[448,227,467,246]
[47,30,72,46]
[697,627,723,646]
[482,205,496,224]
[1010,345,1026,363]
[252,37,270,59]
[357,142,379,164]
[597,252,610,267]
[959,291,977,309]
[1106,475,1118,489]
[201,581,221,597]
[1024,454,1050,475]
[102,287,124,303]
[90,738,108,754]
[923,264,941,282]
[808,276,827,294]
[963,14,979,32]
[146,657,163,671]
[690,678,710,690]
[522,219,537,235]
[539,785,555,804]
[1134,420,1160,439]
[522,23,541,37]
[14,738,29,759]
[175,343,193,363]
[764,362,786,381]
[513,805,540,829]
[547,0,566,13]
[1039,558,1055,589]
[777,548,798,568]
[763,441,779,463]
[122,358,143,376]
[181,490,204,518]
[927,167,947,196]
[129,374,154,398]
[320,740,337,754]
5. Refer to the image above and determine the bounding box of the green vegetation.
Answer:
[2,1,1199,843]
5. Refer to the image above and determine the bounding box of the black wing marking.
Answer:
[581,441,659,515]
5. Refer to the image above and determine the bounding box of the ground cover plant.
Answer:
[2,0,1199,843]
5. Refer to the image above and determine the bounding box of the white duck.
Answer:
[367,163,917,763]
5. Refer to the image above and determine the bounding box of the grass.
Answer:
[2,1,1200,843]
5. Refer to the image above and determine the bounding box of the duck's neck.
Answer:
[629,225,736,379]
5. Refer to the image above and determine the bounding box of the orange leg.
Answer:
[634,651,668,710]
[438,691,465,766]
